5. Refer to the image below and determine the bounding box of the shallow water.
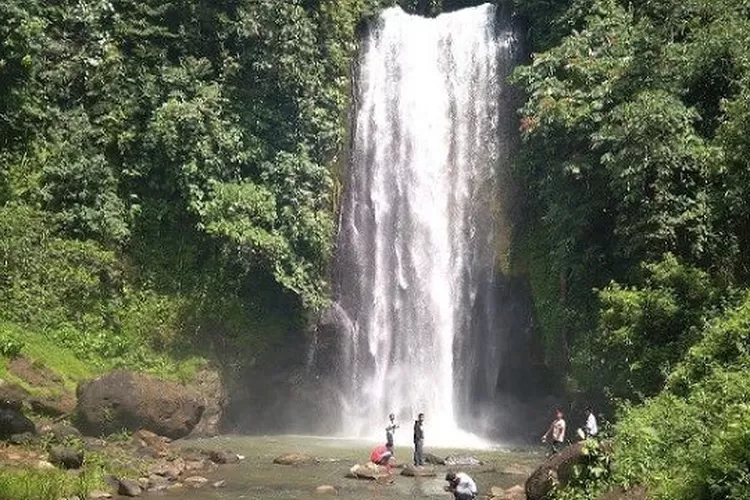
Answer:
[165,435,541,500]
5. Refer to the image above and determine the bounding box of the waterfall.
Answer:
[334,3,517,446]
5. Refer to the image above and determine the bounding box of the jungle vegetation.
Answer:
[1,0,749,497]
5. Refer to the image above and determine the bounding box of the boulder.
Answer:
[491,485,526,500]
[184,458,213,472]
[117,478,143,497]
[424,452,447,465]
[491,486,507,497]
[315,485,337,495]
[82,437,107,452]
[273,453,318,466]
[212,480,227,488]
[48,423,83,442]
[9,432,37,445]
[400,464,437,477]
[29,394,75,418]
[445,455,484,466]
[148,458,185,480]
[0,381,28,411]
[184,476,209,488]
[147,475,171,492]
[206,449,240,464]
[0,407,35,440]
[76,370,204,439]
[525,442,587,500]
[347,463,390,480]
[187,368,226,437]
[132,429,170,457]
[49,446,84,469]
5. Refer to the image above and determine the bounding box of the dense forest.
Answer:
[0,0,389,373]
[1,0,750,498]
[513,0,750,498]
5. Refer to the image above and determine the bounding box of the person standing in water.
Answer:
[542,409,566,455]
[386,413,398,446]
[413,412,425,466]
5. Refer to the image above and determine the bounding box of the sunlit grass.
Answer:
[0,466,105,500]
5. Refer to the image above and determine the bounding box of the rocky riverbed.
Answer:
[1,366,545,499]
[162,435,539,500]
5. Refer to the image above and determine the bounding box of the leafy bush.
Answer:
[608,294,750,499]
[0,335,24,358]
[575,254,723,402]
[554,440,614,500]
[0,205,119,331]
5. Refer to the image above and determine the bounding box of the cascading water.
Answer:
[333,4,518,446]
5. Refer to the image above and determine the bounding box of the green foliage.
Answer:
[557,295,750,499]
[576,254,721,402]
[511,0,750,384]
[0,0,401,385]
[594,91,717,262]
[553,440,613,500]
[0,467,103,500]
[0,335,23,358]
[614,346,750,498]
[514,2,750,495]
[0,322,94,390]
[0,205,120,331]
[0,0,389,318]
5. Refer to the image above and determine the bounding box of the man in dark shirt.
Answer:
[413,412,425,466]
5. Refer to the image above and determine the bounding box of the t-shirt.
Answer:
[552,418,566,443]
[455,472,478,496]
[386,420,397,436]
[413,420,424,442]
[370,445,391,464]
[585,413,598,436]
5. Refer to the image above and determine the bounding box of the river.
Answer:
[168,435,539,499]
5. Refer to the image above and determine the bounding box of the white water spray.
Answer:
[334,4,515,447]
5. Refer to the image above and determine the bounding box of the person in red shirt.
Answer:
[370,443,394,465]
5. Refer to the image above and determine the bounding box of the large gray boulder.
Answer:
[0,407,35,440]
[76,370,204,439]
[49,446,84,469]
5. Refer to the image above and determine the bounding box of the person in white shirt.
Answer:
[542,409,566,455]
[385,413,398,446]
[576,407,600,440]
[444,471,478,500]
[584,407,598,437]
